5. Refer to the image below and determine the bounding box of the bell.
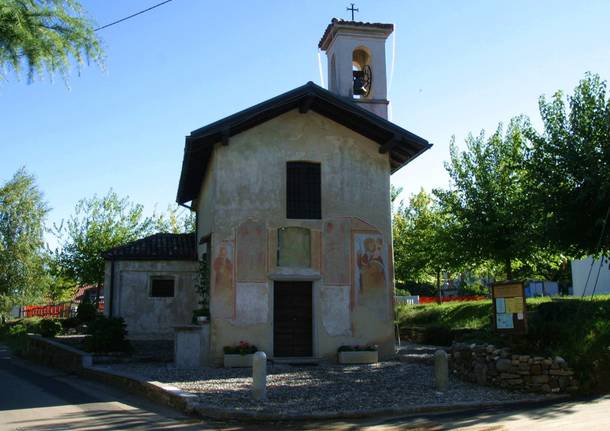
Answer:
[353,70,366,96]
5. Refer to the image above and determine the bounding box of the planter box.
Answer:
[223,353,254,368]
[338,350,378,365]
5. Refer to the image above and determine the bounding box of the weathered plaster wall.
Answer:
[103,260,199,340]
[200,110,395,363]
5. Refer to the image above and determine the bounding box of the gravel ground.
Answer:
[101,361,544,415]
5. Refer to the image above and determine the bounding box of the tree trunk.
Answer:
[505,258,513,281]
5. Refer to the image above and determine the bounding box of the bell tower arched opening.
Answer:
[352,47,372,99]
[319,19,393,119]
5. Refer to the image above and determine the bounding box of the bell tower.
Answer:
[319,18,394,119]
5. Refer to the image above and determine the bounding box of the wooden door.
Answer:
[273,281,313,357]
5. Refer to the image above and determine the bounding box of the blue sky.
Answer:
[1,0,609,249]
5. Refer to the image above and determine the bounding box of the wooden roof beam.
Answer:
[379,136,400,154]
[299,95,315,114]
[221,127,230,146]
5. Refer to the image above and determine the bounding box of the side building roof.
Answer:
[176,81,431,204]
[103,233,197,261]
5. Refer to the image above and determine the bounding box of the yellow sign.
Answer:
[494,284,523,298]
[505,297,524,313]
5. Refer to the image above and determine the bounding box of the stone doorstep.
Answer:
[80,364,571,423]
[270,357,321,365]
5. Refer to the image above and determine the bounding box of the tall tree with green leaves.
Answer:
[0,0,103,82]
[151,204,195,234]
[527,73,610,258]
[0,168,49,314]
[393,189,458,290]
[436,118,540,279]
[58,190,155,303]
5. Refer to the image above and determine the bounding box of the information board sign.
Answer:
[492,281,527,334]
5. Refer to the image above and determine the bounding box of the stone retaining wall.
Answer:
[24,334,92,373]
[451,343,578,394]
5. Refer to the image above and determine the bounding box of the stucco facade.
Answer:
[103,235,199,340]
[193,110,396,364]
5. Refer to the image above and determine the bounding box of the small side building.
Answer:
[103,233,199,340]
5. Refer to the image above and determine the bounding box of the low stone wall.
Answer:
[451,343,578,394]
[24,334,92,373]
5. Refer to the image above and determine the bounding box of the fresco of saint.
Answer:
[355,233,386,292]
[213,241,235,319]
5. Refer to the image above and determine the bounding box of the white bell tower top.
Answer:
[319,19,394,119]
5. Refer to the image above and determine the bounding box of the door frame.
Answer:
[269,276,319,358]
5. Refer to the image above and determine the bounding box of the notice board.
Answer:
[492,281,527,334]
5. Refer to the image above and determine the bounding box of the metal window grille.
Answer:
[286,162,321,219]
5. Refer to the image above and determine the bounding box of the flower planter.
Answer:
[223,353,254,368]
[338,350,378,364]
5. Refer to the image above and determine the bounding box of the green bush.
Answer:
[60,316,80,332]
[84,316,131,353]
[77,302,98,323]
[525,297,610,392]
[38,319,61,338]
[0,321,29,354]
[20,317,42,333]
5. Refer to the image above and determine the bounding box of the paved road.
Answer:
[0,345,210,430]
[1,345,608,430]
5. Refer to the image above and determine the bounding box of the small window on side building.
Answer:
[286,162,321,219]
[150,277,175,297]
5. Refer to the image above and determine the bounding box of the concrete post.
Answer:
[434,349,449,391]
[252,351,267,401]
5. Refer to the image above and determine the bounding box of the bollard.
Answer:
[434,349,449,391]
[252,351,267,401]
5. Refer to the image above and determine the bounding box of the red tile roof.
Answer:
[103,233,197,261]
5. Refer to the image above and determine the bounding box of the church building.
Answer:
[104,18,430,365]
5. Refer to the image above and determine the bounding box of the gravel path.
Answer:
[101,361,544,415]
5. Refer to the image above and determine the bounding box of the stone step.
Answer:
[270,357,321,366]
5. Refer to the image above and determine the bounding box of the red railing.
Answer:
[22,304,72,318]
[418,295,487,304]
[21,299,104,318]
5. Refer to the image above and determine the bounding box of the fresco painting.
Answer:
[236,220,267,282]
[323,219,350,285]
[354,232,387,294]
[212,240,235,319]
[278,227,311,268]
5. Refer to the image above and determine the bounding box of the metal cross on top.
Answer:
[347,3,359,21]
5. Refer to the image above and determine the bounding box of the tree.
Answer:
[0,168,49,315]
[43,248,76,303]
[0,0,103,82]
[393,189,458,291]
[151,204,195,234]
[527,73,610,258]
[58,190,155,304]
[436,118,540,279]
